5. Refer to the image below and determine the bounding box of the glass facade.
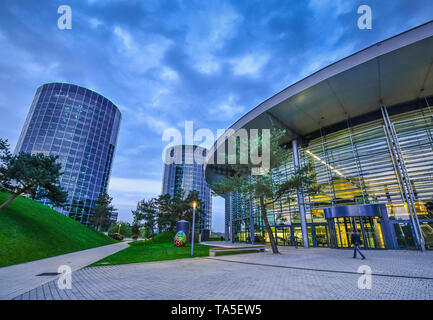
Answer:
[162,145,212,234]
[226,99,433,250]
[15,83,121,225]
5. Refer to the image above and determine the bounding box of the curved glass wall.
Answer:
[226,101,433,249]
[15,83,121,225]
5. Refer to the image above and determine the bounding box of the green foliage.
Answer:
[132,198,157,239]
[90,192,117,231]
[129,239,150,246]
[0,139,68,210]
[0,138,12,190]
[90,242,211,267]
[154,193,177,232]
[208,237,224,241]
[132,190,204,236]
[108,221,132,237]
[109,233,124,241]
[154,189,204,233]
[152,231,176,243]
[0,191,116,267]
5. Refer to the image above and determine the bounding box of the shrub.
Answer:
[129,239,151,246]
[208,237,222,241]
[109,233,124,241]
[107,222,132,237]
[131,234,138,240]
[153,231,176,243]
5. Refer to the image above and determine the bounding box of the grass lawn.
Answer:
[89,241,211,267]
[89,232,265,267]
[0,191,117,267]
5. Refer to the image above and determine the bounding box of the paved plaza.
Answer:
[0,242,130,300]
[9,245,433,300]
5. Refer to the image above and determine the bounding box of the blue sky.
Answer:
[0,0,432,232]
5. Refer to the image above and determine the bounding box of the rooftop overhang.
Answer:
[205,20,433,186]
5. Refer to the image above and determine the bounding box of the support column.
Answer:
[229,192,234,243]
[292,139,309,248]
[248,175,255,244]
[224,194,229,241]
[381,104,425,251]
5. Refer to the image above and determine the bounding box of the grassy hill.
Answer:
[0,191,117,267]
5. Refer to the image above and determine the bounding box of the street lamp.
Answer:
[118,223,122,234]
[191,201,198,257]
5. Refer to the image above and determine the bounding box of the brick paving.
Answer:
[0,241,130,300]
[11,246,433,300]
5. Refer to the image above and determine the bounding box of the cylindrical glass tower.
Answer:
[162,145,212,236]
[15,83,121,225]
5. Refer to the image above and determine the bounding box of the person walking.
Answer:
[351,231,366,260]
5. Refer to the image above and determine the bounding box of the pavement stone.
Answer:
[0,241,130,300]
[11,246,433,300]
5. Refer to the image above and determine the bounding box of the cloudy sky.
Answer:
[0,0,432,232]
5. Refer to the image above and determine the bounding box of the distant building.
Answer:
[15,82,121,225]
[162,145,212,238]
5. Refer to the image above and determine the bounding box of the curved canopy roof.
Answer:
[205,20,433,185]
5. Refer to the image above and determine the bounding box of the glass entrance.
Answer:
[275,225,329,247]
[333,217,385,249]
[363,217,385,248]
[315,225,328,247]
[393,222,416,249]
[293,226,303,246]
[421,222,433,249]
[275,226,291,246]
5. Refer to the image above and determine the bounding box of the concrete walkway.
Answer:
[0,241,129,300]
[12,247,433,300]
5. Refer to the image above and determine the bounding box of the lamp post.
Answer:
[118,223,122,234]
[191,201,198,257]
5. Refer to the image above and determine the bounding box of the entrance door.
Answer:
[333,217,386,249]
[291,226,314,246]
[293,226,303,246]
[283,227,291,246]
[275,226,292,246]
[314,225,328,247]
[334,218,352,248]
[393,222,416,249]
[362,217,385,249]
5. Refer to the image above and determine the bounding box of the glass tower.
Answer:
[15,83,121,225]
[162,145,212,235]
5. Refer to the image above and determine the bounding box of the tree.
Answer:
[210,128,320,254]
[90,192,117,232]
[0,138,12,190]
[108,221,132,237]
[0,142,67,211]
[131,223,141,239]
[154,189,204,233]
[132,198,157,240]
[155,193,177,232]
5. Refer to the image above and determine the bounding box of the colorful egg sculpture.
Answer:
[174,231,187,247]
